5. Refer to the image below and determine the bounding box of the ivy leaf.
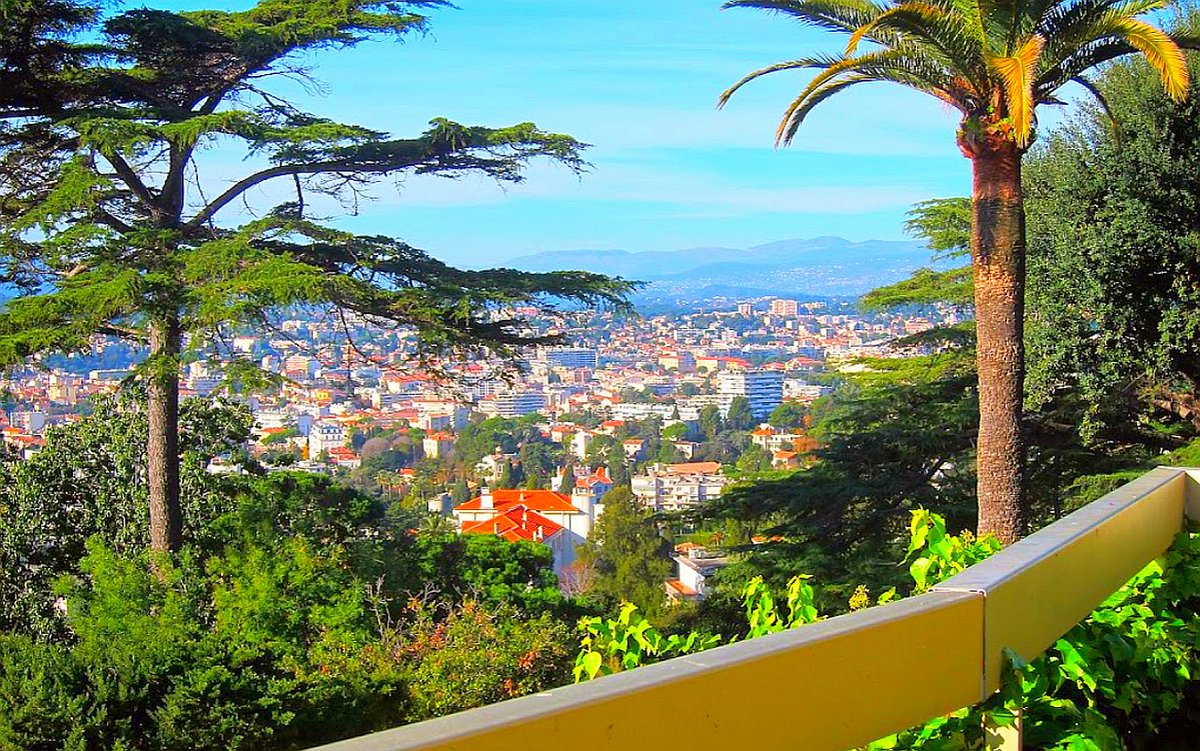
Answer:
[582,651,602,681]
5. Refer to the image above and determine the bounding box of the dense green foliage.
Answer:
[700,353,979,590]
[0,396,579,748]
[0,535,577,751]
[1025,52,1200,442]
[577,510,1200,750]
[0,393,252,635]
[392,600,573,722]
[578,486,671,617]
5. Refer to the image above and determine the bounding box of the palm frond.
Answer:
[775,74,883,144]
[1071,74,1121,141]
[1109,16,1189,99]
[775,55,964,143]
[721,0,1186,152]
[842,2,991,91]
[1036,0,1139,38]
[989,33,1044,144]
[1038,0,1164,68]
[722,0,887,34]
[847,1,954,53]
[718,55,842,109]
[1035,37,1134,94]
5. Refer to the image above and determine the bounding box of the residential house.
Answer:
[666,545,730,604]
[453,487,604,574]
[631,461,730,512]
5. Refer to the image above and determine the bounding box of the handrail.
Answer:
[309,466,1200,751]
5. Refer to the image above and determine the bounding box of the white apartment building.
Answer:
[769,299,799,317]
[307,421,346,457]
[716,369,784,419]
[482,391,547,418]
[631,461,730,512]
[541,347,598,369]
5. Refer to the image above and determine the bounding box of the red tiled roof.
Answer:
[665,461,722,475]
[665,578,698,597]
[576,465,613,489]
[456,489,580,514]
[461,504,564,543]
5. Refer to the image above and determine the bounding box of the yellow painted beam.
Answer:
[1182,468,1200,522]
[315,591,984,751]
[935,466,1188,694]
[310,467,1197,751]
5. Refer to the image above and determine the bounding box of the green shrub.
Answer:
[0,636,91,751]
[396,599,575,721]
[576,512,1200,750]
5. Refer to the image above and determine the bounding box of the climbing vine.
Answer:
[575,511,1200,750]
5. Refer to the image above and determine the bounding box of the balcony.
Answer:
[310,466,1200,751]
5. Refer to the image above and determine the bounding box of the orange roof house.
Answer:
[452,488,602,575]
[461,505,564,544]
[454,488,580,514]
[576,466,613,492]
[664,461,722,475]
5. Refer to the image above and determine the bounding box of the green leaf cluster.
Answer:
[576,510,1200,749]
[577,486,672,618]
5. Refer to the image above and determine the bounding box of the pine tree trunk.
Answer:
[147,315,183,552]
[970,141,1027,545]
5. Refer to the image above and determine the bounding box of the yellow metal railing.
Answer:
[310,466,1200,751]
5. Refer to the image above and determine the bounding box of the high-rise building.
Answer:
[716,369,784,419]
[488,391,548,418]
[769,298,799,317]
[737,302,753,317]
[542,347,599,369]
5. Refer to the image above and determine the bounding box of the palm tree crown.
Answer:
[719,0,1189,152]
[719,0,1191,544]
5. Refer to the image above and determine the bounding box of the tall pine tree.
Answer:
[0,1,631,552]
[579,486,670,617]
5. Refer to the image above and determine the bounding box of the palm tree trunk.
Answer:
[970,140,1027,545]
[147,315,182,552]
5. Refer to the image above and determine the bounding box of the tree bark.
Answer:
[970,140,1027,545]
[147,315,183,553]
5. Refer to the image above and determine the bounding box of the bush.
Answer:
[396,600,575,721]
[41,540,411,751]
[575,512,1200,750]
[0,636,90,751]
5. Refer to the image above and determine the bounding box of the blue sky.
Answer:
[169,1,979,267]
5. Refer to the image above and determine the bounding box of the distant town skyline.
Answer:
[157,1,1074,267]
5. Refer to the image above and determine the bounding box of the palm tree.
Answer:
[719,0,1189,544]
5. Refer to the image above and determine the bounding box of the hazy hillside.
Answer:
[504,237,935,303]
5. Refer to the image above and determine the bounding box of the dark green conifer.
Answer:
[0,1,631,552]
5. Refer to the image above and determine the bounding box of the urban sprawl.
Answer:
[1,297,962,602]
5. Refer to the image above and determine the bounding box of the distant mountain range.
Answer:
[505,237,936,304]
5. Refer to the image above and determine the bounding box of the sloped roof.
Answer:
[576,466,612,488]
[456,488,580,514]
[665,461,722,475]
[461,504,564,544]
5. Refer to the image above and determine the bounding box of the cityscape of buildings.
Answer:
[0,296,961,599]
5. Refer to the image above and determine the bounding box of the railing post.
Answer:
[1185,469,1200,521]
[984,708,1022,750]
